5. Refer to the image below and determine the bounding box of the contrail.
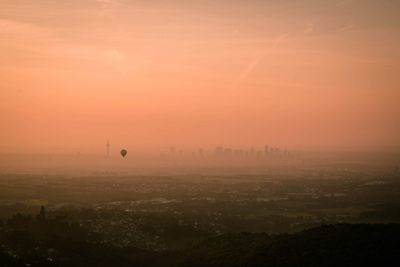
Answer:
[236,33,289,84]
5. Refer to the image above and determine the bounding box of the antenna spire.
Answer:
[106,139,110,158]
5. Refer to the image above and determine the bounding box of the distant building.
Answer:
[169,146,176,159]
[250,147,255,157]
[224,147,232,157]
[198,148,204,157]
[234,149,243,157]
[215,146,224,157]
[264,145,269,157]
[106,140,110,158]
[256,150,263,159]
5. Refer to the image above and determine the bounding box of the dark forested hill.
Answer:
[1,216,399,267]
[175,224,400,267]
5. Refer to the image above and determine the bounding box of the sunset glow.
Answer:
[1,0,399,154]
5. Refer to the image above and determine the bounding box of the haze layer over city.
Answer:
[1,1,400,267]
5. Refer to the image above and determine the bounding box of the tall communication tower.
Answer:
[106,139,110,158]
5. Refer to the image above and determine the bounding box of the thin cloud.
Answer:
[96,0,116,3]
[339,21,355,32]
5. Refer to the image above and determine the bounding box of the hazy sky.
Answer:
[1,0,399,153]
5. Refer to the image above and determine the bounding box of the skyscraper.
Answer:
[264,145,269,157]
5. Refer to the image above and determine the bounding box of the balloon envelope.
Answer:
[120,149,127,157]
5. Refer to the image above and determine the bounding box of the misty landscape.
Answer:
[1,0,400,266]
[1,150,400,266]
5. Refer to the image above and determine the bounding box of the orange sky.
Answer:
[1,0,399,154]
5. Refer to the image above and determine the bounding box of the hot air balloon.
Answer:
[120,149,127,158]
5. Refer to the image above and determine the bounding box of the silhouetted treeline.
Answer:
[1,211,400,267]
[175,224,400,267]
[0,212,155,267]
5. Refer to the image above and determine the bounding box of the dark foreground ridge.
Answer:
[175,223,400,267]
[1,215,399,267]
